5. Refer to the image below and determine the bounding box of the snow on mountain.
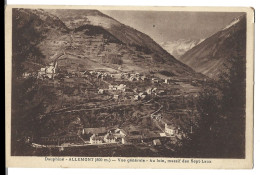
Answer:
[222,18,240,30]
[179,14,246,79]
[160,39,204,59]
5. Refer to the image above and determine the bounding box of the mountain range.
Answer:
[179,15,246,79]
[13,9,245,81]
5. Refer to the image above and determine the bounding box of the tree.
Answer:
[174,88,221,158]
[194,88,221,157]
[217,54,246,158]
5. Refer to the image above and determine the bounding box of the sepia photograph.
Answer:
[5,5,254,168]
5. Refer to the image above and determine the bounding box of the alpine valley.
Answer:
[11,9,246,159]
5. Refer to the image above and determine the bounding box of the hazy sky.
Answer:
[101,11,244,43]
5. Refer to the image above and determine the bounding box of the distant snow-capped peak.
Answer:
[160,38,204,59]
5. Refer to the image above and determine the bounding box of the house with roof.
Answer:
[165,124,178,135]
[109,84,118,91]
[140,75,147,81]
[151,113,162,120]
[82,127,107,135]
[98,89,105,94]
[134,95,140,101]
[164,79,175,84]
[146,88,152,95]
[146,87,157,95]
[45,61,58,79]
[108,84,114,90]
[97,73,102,79]
[104,133,116,143]
[152,78,159,83]
[141,94,147,99]
[37,68,46,79]
[121,137,126,144]
[157,90,166,95]
[152,88,157,93]
[37,61,58,79]
[153,139,162,146]
[121,73,130,79]
[117,84,126,91]
[138,92,145,96]
[81,133,93,143]
[159,133,166,137]
[89,71,95,75]
[22,72,31,78]
[79,70,87,76]
[113,128,127,138]
[90,134,103,144]
[113,94,119,100]
[129,76,137,81]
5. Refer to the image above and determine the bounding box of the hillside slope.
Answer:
[12,8,70,76]
[45,9,197,77]
[46,10,173,60]
[179,14,246,79]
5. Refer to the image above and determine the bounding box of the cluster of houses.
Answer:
[90,70,177,87]
[149,113,187,140]
[89,70,110,80]
[22,72,36,79]
[37,61,58,79]
[108,85,157,101]
[89,71,149,82]
[146,87,157,95]
[151,113,163,120]
[127,73,147,82]
[133,87,167,100]
[134,92,148,101]
[164,123,186,140]
[98,83,128,98]
[81,127,127,145]
[108,84,127,92]
[126,73,176,85]
[98,83,165,101]
[89,71,147,82]
[97,81,168,101]
[22,61,58,79]
[32,123,185,147]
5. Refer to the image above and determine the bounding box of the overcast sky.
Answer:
[101,11,244,43]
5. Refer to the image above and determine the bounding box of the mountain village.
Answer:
[24,56,192,151]
[12,8,246,157]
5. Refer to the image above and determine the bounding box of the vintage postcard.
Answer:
[5,5,254,168]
